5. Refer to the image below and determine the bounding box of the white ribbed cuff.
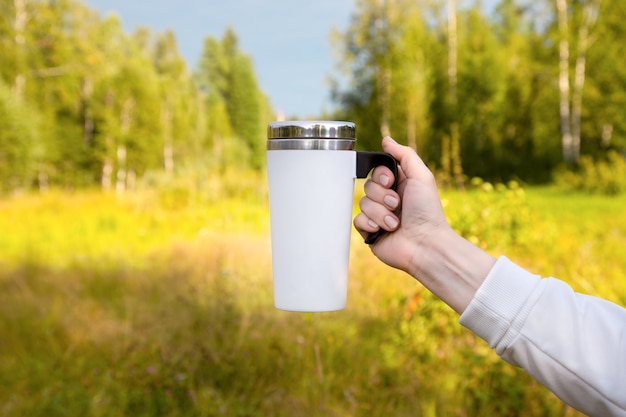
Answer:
[459,256,542,350]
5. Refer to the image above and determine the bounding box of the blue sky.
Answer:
[83,0,355,118]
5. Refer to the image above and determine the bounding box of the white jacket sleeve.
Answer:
[459,256,626,417]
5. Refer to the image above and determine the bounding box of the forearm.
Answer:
[408,227,496,314]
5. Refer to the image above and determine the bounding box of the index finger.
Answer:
[371,165,396,189]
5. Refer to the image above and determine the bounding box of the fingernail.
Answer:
[368,219,380,230]
[384,195,398,209]
[384,216,399,229]
[380,175,390,187]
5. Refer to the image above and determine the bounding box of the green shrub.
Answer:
[138,162,267,209]
[554,151,626,195]
[444,178,531,251]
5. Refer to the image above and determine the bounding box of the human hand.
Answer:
[354,137,451,275]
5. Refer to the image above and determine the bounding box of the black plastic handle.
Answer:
[356,151,399,244]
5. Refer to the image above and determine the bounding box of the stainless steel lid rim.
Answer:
[267,138,355,150]
[267,120,356,139]
[267,120,356,150]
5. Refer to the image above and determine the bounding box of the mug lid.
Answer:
[267,121,356,140]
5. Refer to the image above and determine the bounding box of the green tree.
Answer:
[330,0,409,152]
[0,0,277,190]
[151,30,198,174]
[332,0,586,182]
[582,0,626,156]
[455,4,504,179]
[0,80,38,192]
[196,28,269,170]
[22,0,101,187]
[392,3,433,153]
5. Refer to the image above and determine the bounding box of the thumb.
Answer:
[381,136,431,182]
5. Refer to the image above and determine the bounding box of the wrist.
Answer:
[408,227,496,314]
[407,225,456,285]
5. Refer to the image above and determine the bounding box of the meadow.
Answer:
[1,174,625,417]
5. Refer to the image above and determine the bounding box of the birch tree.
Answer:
[12,0,27,96]
[445,0,464,189]
[571,0,600,161]
[375,0,392,137]
[396,4,431,152]
[556,0,600,164]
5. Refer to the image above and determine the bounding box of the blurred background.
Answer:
[1,0,625,415]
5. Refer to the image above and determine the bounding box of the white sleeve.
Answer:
[459,256,626,417]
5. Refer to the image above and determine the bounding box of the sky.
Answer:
[83,0,356,118]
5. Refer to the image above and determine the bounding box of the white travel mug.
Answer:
[266,121,398,312]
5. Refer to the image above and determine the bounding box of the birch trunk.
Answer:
[102,134,113,191]
[447,0,458,109]
[376,0,391,138]
[571,0,599,163]
[407,94,417,150]
[82,77,95,145]
[116,98,134,195]
[556,0,599,164]
[447,0,464,189]
[13,0,27,97]
[115,145,126,195]
[556,0,574,164]
[101,92,115,191]
[161,102,174,174]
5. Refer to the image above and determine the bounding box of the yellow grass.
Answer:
[1,180,624,416]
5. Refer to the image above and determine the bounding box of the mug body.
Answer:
[267,149,355,311]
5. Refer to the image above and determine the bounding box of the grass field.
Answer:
[1,179,625,416]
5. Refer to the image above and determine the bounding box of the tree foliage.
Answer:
[0,79,38,192]
[2,0,626,191]
[0,0,272,193]
[196,28,269,170]
[332,0,626,184]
